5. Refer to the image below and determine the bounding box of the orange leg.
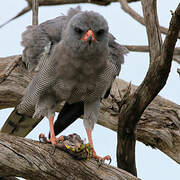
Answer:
[85,128,111,163]
[48,116,64,144]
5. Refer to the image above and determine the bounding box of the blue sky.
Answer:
[0,1,180,179]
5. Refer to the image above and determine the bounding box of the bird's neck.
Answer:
[60,40,109,74]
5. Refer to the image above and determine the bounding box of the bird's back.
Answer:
[21,6,82,72]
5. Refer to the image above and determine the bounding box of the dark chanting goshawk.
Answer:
[1,7,128,162]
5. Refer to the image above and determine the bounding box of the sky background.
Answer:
[0,0,180,179]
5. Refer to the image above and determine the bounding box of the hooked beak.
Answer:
[81,30,96,45]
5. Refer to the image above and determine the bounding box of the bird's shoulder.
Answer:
[21,7,82,72]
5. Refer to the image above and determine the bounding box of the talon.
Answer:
[52,144,56,155]
[93,152,111,167]
[39,135,43,142]
[39,133,47,143]
[108,157,112,165]
[97,159,103,168]
[101,155,111,164]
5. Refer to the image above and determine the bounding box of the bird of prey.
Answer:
[1,7,128,162]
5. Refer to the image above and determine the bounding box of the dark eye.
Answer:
[74,27,83,34]
[97,29,105,36]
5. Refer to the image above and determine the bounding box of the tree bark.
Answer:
[32,0,39,25]
[116,0,180,176]
[0,133,139,180]
[0,55,180,166]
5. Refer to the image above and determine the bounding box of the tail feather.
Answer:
[1,109,42,137]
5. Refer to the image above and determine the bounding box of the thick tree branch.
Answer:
[0,55,180,166]
[141,0,162,61]
[116,0,180,176]
[0,133,138,179]
[119,0,180,39]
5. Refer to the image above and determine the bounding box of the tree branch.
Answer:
[123,45,180,64]
[0,133,138,179]
[0,55,180,166]
[119,0,180,39]
[116,0,180,176]
[26,0,140,6]
[0,0,140,29]
[124,45,180,55]
[32,0,39,25]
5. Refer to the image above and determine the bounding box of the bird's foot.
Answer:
[39,133,64,154]
[92,149,111,167]
[39,133,64,143]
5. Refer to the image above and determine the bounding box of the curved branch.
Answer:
[119,0,180,39]
[0,132,138,179]
[0,55,180,166]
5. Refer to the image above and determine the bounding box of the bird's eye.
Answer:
[74,27,83,34]
[97,29,105,36]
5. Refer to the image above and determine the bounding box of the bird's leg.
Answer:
[48,115,64,144]
[49,115,57,144]
[85,128,111,164]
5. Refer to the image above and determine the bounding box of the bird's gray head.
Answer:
[62,11,109,56]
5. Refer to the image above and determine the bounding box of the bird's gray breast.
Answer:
[52,48,110,103]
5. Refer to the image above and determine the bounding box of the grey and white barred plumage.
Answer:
[1,7,128,137]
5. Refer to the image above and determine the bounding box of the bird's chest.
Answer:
[68,66,111,103]
[53,51,111,102]
[54,61,108,102]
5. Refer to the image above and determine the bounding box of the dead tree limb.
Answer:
[0,0,145,29]
[123,45,180,55]
[32,0,39,25]
[116,0,180,176]
[123,45,180,64]
[0,132,138,180]
[0,55,180,167]
[119,0,180,39]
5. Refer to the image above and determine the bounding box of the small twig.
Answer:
[0,6,31,29]
[0,56,21,83]
[123,45,180,65]
[32,0,39,25]
[124,45,180,55]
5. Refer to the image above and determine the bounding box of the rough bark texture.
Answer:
[116,0,180,176]
[0,55,180,166]
[0,133,139,180]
